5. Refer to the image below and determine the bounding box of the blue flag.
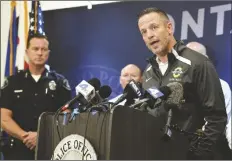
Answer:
[5,1,18,77]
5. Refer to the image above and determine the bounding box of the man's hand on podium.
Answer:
[23,131,37,150]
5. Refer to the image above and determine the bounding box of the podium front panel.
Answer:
[36,107,189,160]
[109,106,189,159]
[35,111,112,160]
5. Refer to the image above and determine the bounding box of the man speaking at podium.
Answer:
[137,7,227,159]
[0,33,72,160]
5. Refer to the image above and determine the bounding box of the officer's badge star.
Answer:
[49,80,57,90]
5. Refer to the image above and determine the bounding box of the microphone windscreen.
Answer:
[99,85,112,99]
[166,82,184,106]
[88,78,101,91]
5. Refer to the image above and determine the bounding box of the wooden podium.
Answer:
[35,106,189,159]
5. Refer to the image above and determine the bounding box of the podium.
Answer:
[35,106,189,159]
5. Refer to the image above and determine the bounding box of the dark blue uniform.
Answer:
[0,68,72,159]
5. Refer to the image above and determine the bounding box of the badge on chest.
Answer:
[48,80,57,91]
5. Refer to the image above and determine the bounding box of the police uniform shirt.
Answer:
[0,69,72,132]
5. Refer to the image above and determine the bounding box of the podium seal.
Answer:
[52,134,97,160]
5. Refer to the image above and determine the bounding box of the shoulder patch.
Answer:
[63,79,71,91]
[1,78,9,89]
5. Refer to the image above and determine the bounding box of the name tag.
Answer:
[14,90,23,93]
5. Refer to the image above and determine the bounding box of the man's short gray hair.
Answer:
[186,41,208,58]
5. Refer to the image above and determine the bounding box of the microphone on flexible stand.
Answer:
[60,78,101,112]
[129,82,184,141]
[111,80,143,109]
[161,82,184,141]
[87,85,112,112]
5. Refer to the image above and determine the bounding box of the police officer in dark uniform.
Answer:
[0,33,72,159]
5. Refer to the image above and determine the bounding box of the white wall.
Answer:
[1,1,119,86]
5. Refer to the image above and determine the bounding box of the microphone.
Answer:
[129,85,171,110]
[89,85,112,105]
[79,85,112,112]
[68,85,112,122]
[61,78,101,111]
[75,78,101,101]
[130,82,183,141]
[146,85,171,100]
[86,85,112,112]
[162,82,184,141]
[112,80,143,107]
[144,82,183,110]
[68,84,112,122]
[164,82,184,110]
[98,85,112,100]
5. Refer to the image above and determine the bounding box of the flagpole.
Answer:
[24,1,28,45]
[24,0,29,69]
[9,1,16,76]
[34,1,38,33]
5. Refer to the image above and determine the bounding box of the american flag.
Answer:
[29,1,45,36]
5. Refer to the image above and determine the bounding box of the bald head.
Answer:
[120,64,142,89]
[186,41,208,58]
